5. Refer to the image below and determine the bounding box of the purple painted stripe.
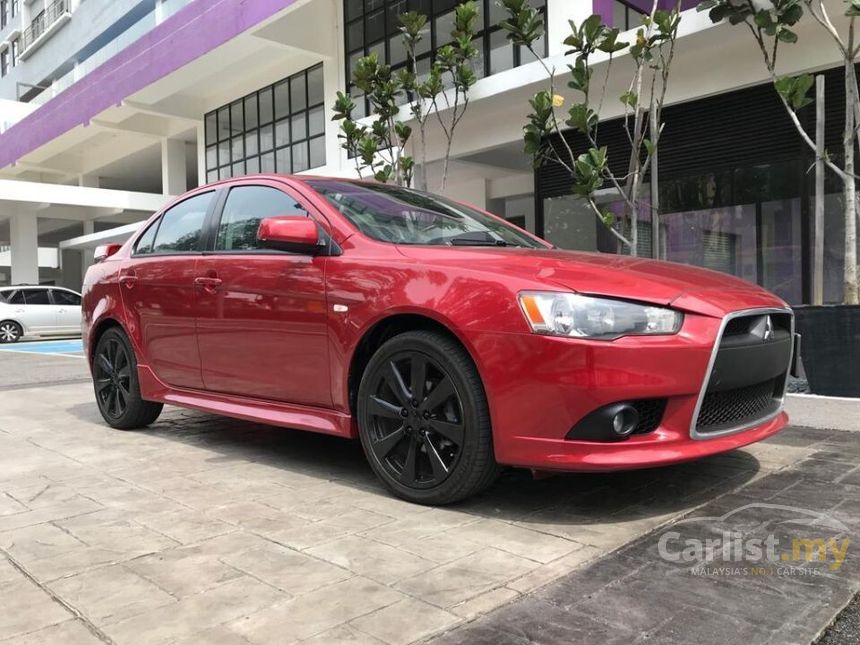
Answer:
[594,0,698,25]
[0,0,299,169]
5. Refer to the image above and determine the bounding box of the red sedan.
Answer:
[82,175,796,504]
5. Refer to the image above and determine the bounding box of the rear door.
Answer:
[50,289,82,332]
[195,181,331,406]
[20,288,57,334]
[121,191,216,390]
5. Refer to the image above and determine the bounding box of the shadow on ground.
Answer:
[69,400,761,527]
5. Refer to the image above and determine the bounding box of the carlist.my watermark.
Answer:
[655,503,852,577]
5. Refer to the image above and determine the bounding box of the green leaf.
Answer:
[777,27,797,43]
[620,90,638,108]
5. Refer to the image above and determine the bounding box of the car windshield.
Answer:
[305,179,545,248]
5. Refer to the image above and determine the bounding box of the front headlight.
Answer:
[518,291,683,339]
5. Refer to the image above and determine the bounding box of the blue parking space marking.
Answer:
[0,339,84,355]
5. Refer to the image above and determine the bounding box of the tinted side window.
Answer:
[23,289,50,305]
[0,290,8,303]
[216,186,309,251]
[52,290,81,306]
[7,291,24,305]
[152,192,214,253]
[134,219,159,255]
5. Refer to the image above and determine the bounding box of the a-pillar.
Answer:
[162,138,188,196]
[10,213,39,285]
[547,1,599,56]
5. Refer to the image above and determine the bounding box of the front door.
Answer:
[195,182,331,407]
[121,191,215,390]
[50,289,82,332]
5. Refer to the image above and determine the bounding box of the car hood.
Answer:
[396,246,787,318]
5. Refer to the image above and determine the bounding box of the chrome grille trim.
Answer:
[690,307,795,441]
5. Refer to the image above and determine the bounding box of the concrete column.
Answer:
[547,1,597,57]
[81,221,95,283]
[78,174,100,188]
[162,138,188,195]
[196,122,207,187]
[445,178,488,209]
[10,213,39,285]
[60,250,83,291]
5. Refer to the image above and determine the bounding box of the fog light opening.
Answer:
[612,406,639,437]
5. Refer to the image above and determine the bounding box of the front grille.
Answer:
[632,398,667,435]
[696,379,780,433]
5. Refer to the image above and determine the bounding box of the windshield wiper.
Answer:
[449,238,509,247]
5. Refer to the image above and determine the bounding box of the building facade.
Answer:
[0,0,855,305]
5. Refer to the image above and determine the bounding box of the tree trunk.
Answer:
[845,46,859,303]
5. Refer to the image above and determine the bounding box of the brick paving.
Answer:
[0,351,846,644]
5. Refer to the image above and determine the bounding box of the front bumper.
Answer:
[469,308,792,471]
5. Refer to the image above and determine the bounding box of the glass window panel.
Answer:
[220,166,231,179]
[134,220,159,255]
[245,94,258,130]
[232,135,244,162]
[292,142,309,172]
[389,35,407,66]
[207,169,219,183]
[275,119,290,148]
[366,9,385,43]
[387,0,409,34]
[206,145,218,170]
[275,147,291,173]
[490,30,514,75]
[434,11,455,48]
[368,40,385,62]
[307,65,324,106]
[308,106,325,137]
[23,289,51,305]
[260,124,274,151]
[218,140,231,166]
[291,74,307,113]
[309,136,325,169]
[347,19,364,51]
[259,87,274,124]
[345,0,363,21]
[230,100,244,136]
[291,114,307,142]
[245,131,259,157]
[261,152,275,173]
[471,36,485,79]
[217,107,231,141]
[216,185,308,251]
[246,156,260,174]
[274,80,290,120]
[348,51,364,83]
[152,192,214,253]
[205,113,216,145]
[232,161,245,177]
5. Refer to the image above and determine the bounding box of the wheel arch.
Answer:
[88,317,126,365]
[347,312,485,416]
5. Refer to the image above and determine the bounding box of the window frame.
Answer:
[203,63,326,182]
[130,190,217,257]
[343,0,548,116]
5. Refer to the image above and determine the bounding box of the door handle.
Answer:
[194,276,223,291]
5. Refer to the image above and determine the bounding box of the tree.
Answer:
[332,2,480,191]
[698,0,859,304]
[500,0,683,255]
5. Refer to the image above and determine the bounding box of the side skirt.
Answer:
[137,365,356,439]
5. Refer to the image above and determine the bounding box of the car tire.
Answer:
[0,321,22,343]
[357,330,501,505]
[93,328,163,430]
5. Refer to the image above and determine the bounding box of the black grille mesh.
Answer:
[696,379,778,432]
[632,399,667,435]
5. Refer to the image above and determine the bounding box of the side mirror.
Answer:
[257,216,322,254]
[94,243,122,263]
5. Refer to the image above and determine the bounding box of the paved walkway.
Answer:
[0,350,853,644]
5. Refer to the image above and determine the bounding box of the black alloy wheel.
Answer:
[357,330,500,505]
[92,328,163,429]
[94,335,132,420]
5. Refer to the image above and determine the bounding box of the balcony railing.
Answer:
[20,0,68,53]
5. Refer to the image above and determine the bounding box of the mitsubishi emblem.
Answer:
[763,315,774,342]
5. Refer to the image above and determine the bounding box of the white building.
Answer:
[0,0,856,305]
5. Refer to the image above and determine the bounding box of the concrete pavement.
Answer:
[0,348,855,644]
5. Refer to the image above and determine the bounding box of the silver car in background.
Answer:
[0,286,82,343]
